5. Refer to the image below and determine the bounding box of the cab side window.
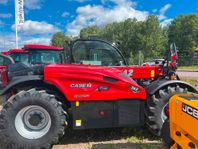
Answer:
[72,40,125,66]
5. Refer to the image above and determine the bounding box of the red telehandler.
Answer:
[0,44,64,90]
[0,44,65,64]
[0,38,197,149]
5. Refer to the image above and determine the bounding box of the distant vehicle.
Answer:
[0,49,29,64]
[0,44,65,65]
[142,59,165,66]
[23,44,65,64]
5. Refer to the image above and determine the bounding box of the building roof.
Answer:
[194,48,198,52]
[24,44,64,51]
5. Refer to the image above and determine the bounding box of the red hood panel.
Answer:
[44,64,146,101]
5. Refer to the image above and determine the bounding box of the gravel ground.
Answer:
[52,128,164,149]
[52,140,163,149]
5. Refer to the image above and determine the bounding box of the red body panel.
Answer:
[24,44,64,51]
[1,51,10,55]
[0,66,8,87]
[112,65,163,79]
[9,49,29,53]
[1,49,29,55]
[44,64,146,102]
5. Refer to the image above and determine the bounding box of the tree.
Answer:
[100,16,167,62]
[100,18,141,61]
[51,32,73,57]
[80,25,101,38]
[168,14,198,65]
[51,32,66,48]
[139,15,168,61]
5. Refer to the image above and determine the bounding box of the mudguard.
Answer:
[146,79,198,95]
[0,75,43,95]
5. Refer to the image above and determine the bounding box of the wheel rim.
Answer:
[161,103,169,123]
[15,105,51,139]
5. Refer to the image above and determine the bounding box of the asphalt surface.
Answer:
[177,70,198,78]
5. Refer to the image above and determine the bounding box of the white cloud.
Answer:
[11,20,60,35]
[23,37,51,45]
[0,20,4,26]
[158,4,171,20]
[161,18,173,27]
[66,0,148,35]
[24,0,43,10]
[0,34,18,51]
[102,0,136,7]
[0,0,8,5]
[62,11,70,17]
[69,0,90,3]
[0,13,12,18]
[0,33,51,51]
[160,4,171,14]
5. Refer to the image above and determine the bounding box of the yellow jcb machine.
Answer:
[163,94,198,149]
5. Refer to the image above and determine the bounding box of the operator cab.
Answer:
[1,49,29,63]
[9,49,29,63]
[69,38,127,66]
[23,44,65,64]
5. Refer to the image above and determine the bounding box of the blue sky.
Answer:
[0,0,197,51]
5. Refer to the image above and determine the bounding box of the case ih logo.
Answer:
[70,83,92,88]
[182,103,198,119]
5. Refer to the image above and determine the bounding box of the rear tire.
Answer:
[145,85,187,136]
[0,88,67,149]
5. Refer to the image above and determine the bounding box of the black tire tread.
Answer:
[145,85,187,136]
[0,88,67,149]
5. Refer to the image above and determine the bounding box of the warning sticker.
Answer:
[76,120,82,127]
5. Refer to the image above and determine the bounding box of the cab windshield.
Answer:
[12,53,29,63]
[72,40,126,66]
[30,50,62,64]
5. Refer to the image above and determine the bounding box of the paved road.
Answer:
[177,70,198,78]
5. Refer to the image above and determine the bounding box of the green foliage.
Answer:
[51,32,66,48]
[128,52,134,65]
[168,14,198,65]
[179,66,198,70]
[51,32,75,56]
[51,14,198,66]
[80,25,101,38]
[129,51,144,65]
[181,78,198,87]
[79,17,167,63]
[140,15,168,61]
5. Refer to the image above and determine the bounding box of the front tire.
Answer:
[0,89,67,149]
[162,119,174,147]
[145,85,187,136]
